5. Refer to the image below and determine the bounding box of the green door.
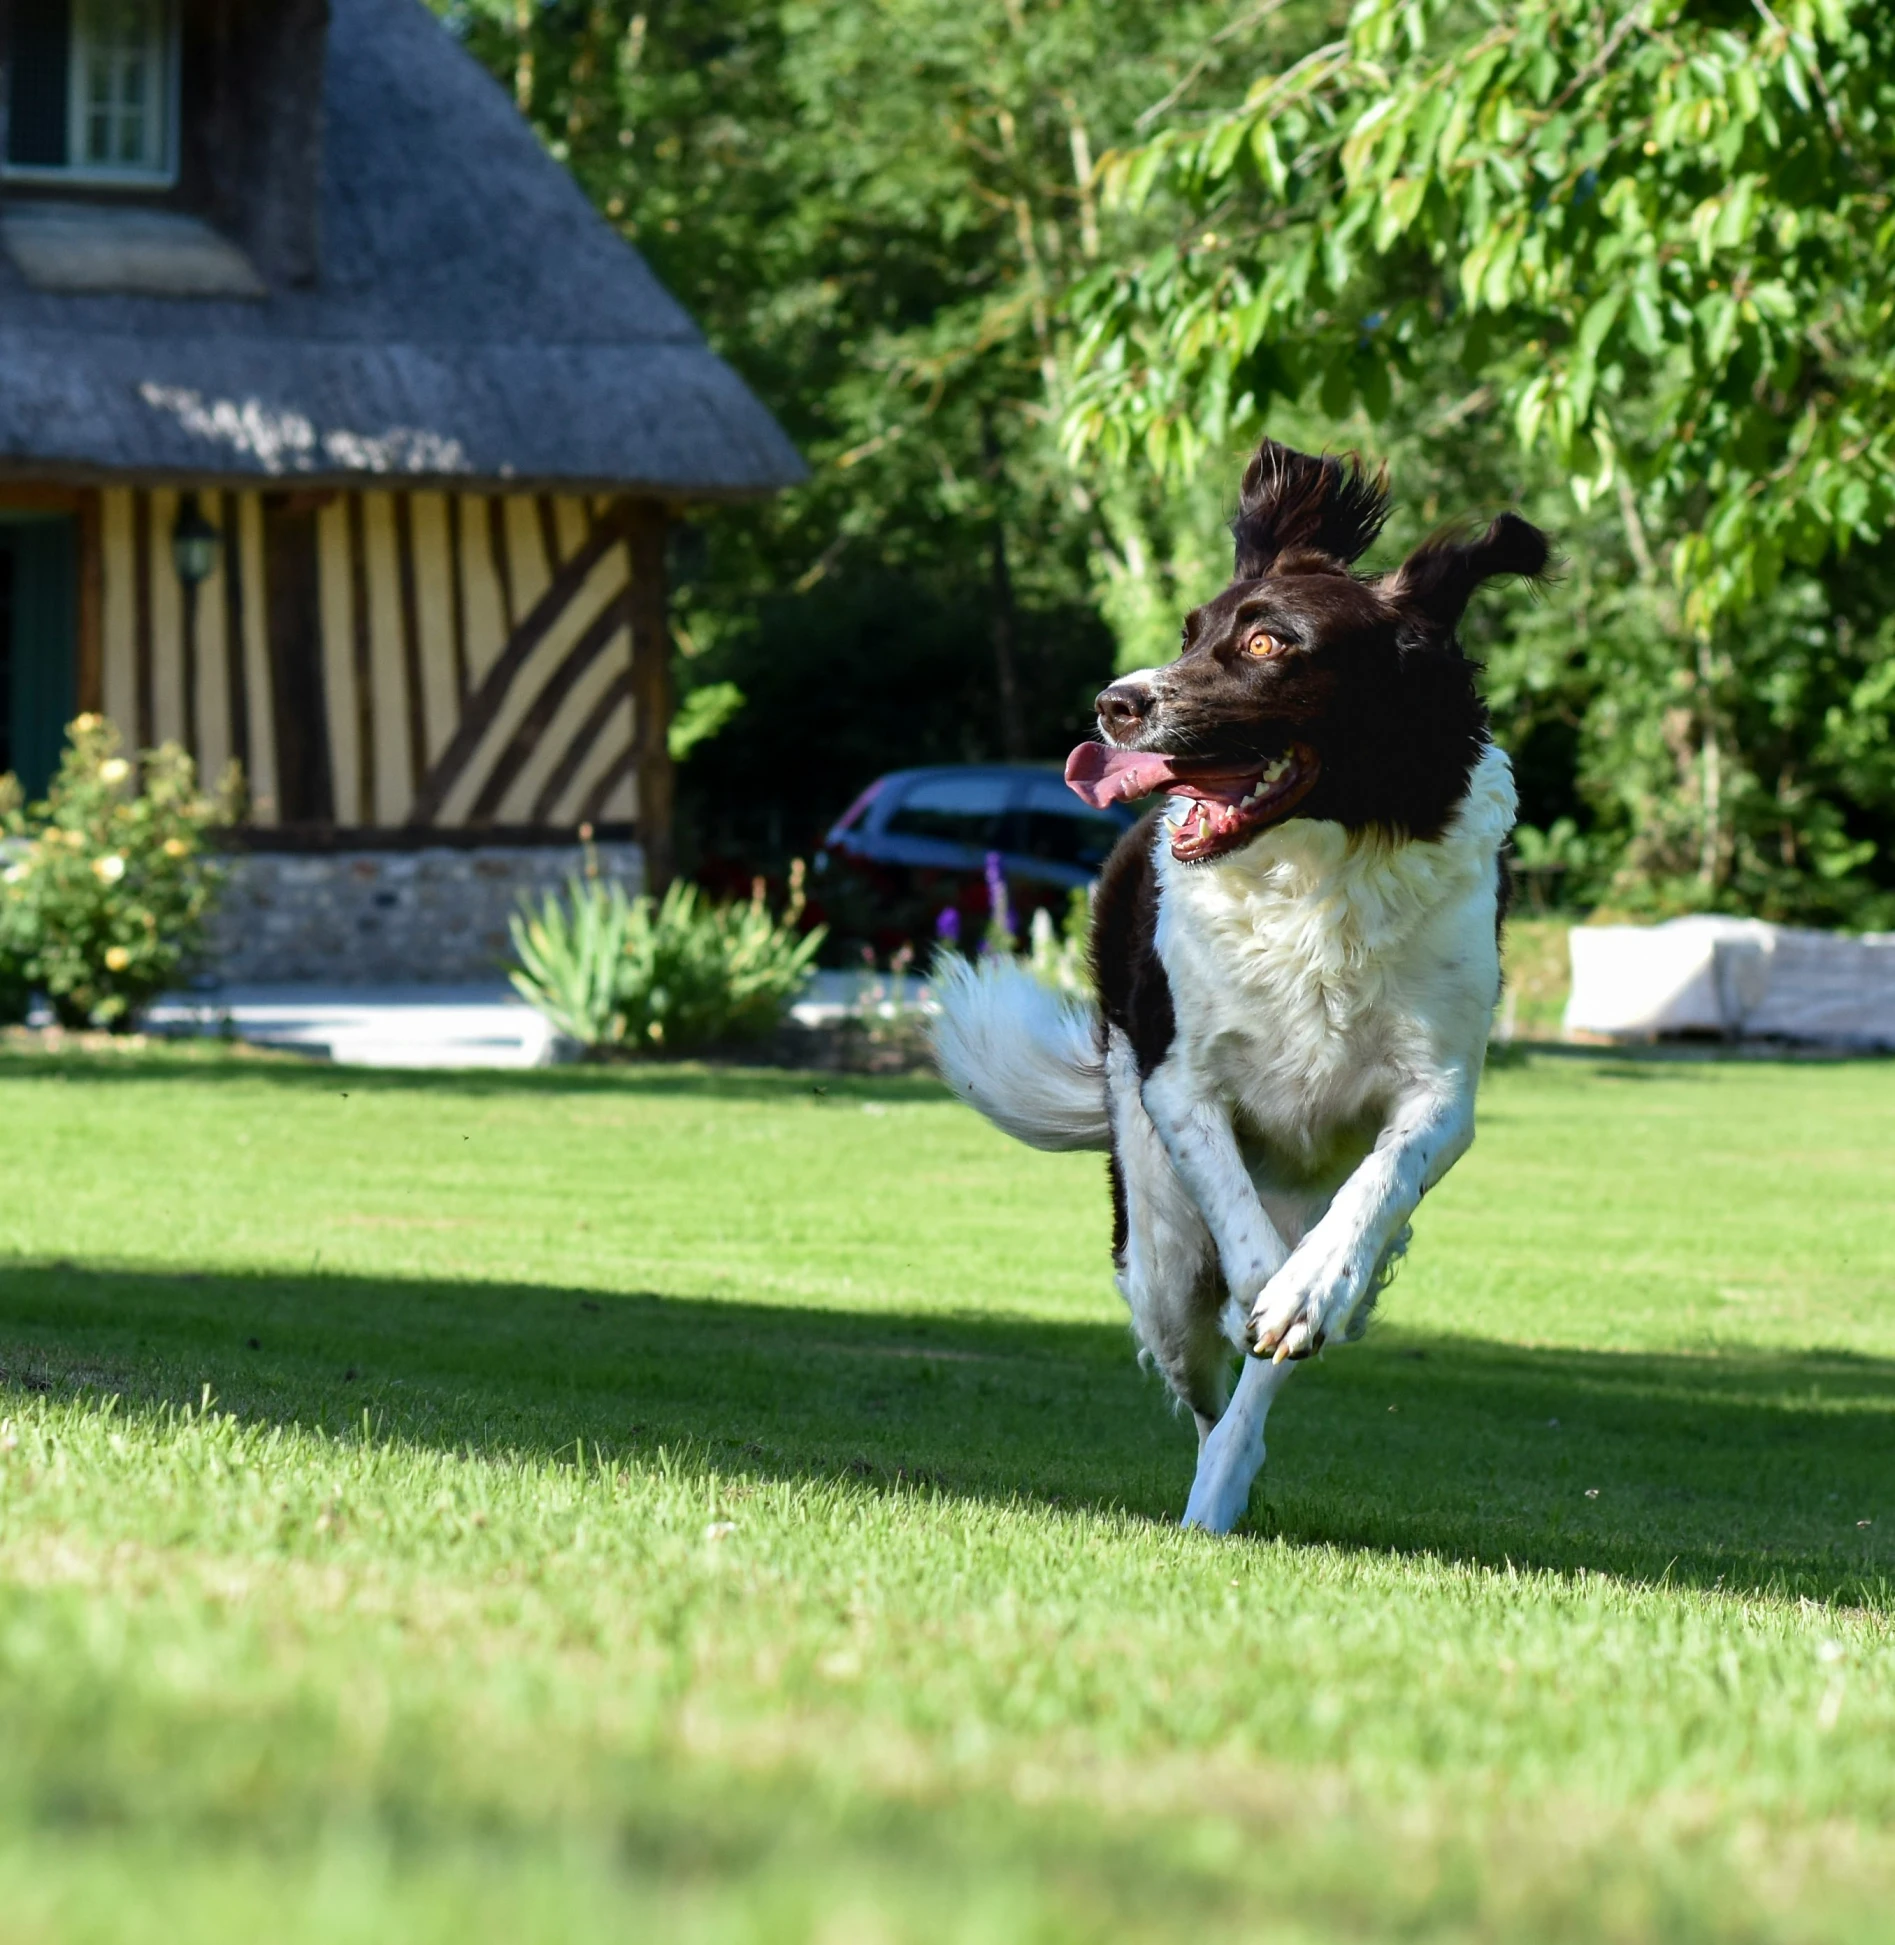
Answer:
[0,515,77,801]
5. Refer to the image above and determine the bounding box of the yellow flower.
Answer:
[104,945,132,972]
[73,713,103,733]
[98,758,131,785]
[92,854,126,884]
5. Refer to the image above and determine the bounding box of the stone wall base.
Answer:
[209,843,646,984]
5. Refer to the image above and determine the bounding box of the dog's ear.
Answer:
[1230,440,1389,580]
[1383,513,1552,639]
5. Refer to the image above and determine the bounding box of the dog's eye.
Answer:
[1243,629,1285,658]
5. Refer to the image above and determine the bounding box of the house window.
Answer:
[4,0,178,186]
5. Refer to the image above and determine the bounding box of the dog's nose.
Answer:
[1096,680,1151,736]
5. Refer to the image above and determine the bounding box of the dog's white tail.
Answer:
[930,957,1110,1152]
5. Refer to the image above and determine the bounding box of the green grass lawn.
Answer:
[1,1041,1891,1944]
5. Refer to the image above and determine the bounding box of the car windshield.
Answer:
[884,774,1011,849]
[1013,776,1127,869]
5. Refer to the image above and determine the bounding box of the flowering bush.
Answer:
[1,716,234,1029]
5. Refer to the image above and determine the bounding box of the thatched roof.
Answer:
[0,0,805,499]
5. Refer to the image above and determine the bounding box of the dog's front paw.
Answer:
[1249,1258,1351,1362]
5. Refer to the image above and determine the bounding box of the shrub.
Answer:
[505,872,635,1048]
[511,862,825,1056]
[3,716,234,1030]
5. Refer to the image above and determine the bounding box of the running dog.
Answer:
[932,438,1549,1532]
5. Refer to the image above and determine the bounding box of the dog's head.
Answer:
[1067,439,1551,862]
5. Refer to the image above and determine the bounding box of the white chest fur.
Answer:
[1152,744,1517,1179]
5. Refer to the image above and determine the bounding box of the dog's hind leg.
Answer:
[1181,1352,1296,1534]
[1106,1028,1231,1428]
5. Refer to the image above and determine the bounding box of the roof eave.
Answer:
[0,456,809,502]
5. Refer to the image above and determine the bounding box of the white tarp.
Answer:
[1564,916,1895,1047]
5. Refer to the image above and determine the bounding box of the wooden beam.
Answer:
[406,503,636,827]
[75,488,103,715]
[446,493,471,701]
[393,491,427,793]
[132,490,155,748]
[181,581,202,762]
[220,489,252,799]
[261,493,334,823]
[581,744,636,827]
[529,665,631,825]
[485,496,516,633]
[468,586,632,822]
[626,499,674,891]
[345,492,376,824]
[535,494,563,577]
[0,484,81,512]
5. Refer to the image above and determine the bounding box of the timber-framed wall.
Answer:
[75,483,674,877]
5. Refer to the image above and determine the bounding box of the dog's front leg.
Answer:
[1181,1348,1297,1533]
[1251,1077,1476,1361]
[1139,1058,1291,1323]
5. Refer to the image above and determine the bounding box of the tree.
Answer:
[1067,0,1895,919]
[435,0,1335,859]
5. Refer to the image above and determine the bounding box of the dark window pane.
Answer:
[1014,776,1127,868]
[884,774,1011,849]
[0,519,76,802]
[7,0,72,168]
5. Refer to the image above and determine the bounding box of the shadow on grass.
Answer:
[3,1257,1889,1605]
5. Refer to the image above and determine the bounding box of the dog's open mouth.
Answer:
[1066,742,1321,861]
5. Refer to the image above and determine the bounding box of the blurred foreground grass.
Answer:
[1,1041,1890,1943]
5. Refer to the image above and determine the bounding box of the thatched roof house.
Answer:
[0,0,801,947]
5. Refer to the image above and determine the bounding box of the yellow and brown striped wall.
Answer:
[6,480,673,867]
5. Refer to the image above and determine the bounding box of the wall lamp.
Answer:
[171,492,221,587]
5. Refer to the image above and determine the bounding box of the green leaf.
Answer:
[1358,348,1393,421]
[1628,284,1666,357]
[1778,50,1810,112]
[669,682,746,763]
[1250,121,1288,198]
[1576,289,1625,368]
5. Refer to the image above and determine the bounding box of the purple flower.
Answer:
[935,905,961,946]
[982,851,1015,955]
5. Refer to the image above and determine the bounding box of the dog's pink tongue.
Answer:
[1064,743,1186,809]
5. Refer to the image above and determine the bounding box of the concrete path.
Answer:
[146,983,562,1069]
[145,969,937,1069]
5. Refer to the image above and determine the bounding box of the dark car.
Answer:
[813,765,1138,955]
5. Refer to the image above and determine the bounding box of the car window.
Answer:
[883,774,1012,849]
[1013,776,1128,869]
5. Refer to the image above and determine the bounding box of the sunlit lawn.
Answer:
[1,1039,1890,1943]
